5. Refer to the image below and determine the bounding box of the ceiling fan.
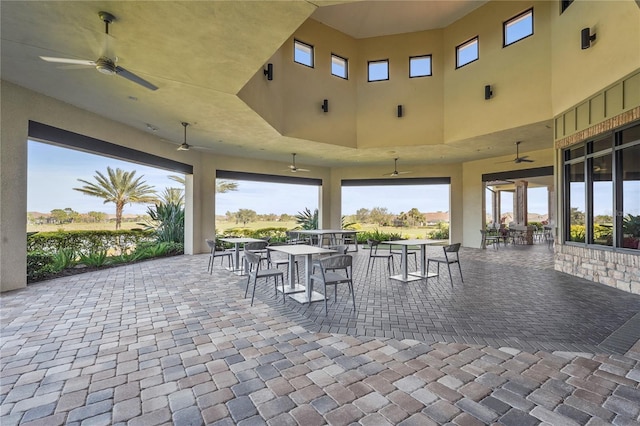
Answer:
[39,11,158,91]
[177,122,191,151]
[383,158,412,177]
[286,153,309,172]
[502,141,534,164]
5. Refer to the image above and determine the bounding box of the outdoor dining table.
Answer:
[219,237,264,275]
[380,239,445,282]
[293,229,359,251]
[268,244,335,303]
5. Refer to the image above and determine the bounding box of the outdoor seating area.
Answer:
[2,242,640,425]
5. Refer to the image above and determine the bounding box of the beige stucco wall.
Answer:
[444,1,553,143]
[550,0,640,114]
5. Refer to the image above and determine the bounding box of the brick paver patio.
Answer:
[1,243,639,425]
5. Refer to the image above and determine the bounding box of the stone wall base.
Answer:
[555,244,640,295]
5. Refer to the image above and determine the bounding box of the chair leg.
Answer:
[349,282,356,312]
[366,257,373,275]
[457,262,464,283]
[244,276,251,298]
[282,276,286,304]
[324,281,328,316]
[251,277,258,306]
[447,263,453,287]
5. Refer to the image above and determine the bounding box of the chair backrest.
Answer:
[244,250,262,271]
[367,239,380,255]
[443,243,461,261]
[330,245,349,254]
[206,239,215,250]
[245,241,268,251]
[319,254,352,276]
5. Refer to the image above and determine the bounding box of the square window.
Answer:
[294,39,313,67]
[456,37,478,69]
[331,54,348,79]
[504,9,533,46]
[368,60,389,82]
[409,55,432,78]
[561,0,573,14]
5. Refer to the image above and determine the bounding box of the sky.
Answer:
[28,140,550,217]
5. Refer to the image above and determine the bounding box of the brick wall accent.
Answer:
[555,106,640,150]
[555,244,640,295]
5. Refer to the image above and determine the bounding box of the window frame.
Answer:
[293,39,314,68]
[561,0,574,14]
[562,122,640,251]
[503,8,534,47]
[455,36,479,69]
[367,59,389,82]
[409,54,432,78]
[331,53,348,80]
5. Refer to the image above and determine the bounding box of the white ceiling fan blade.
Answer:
[40,56,95,65]
[295,168,310,172]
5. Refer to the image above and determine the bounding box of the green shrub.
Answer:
[52,248,77,271]
[428,223,450,240]
[570,225,586,242]
[140,202,184,244]
[27,230,154,256]
[219,227,289,244]
[27,250,56,283]
[356,229,403,244]
[79,251,109,268]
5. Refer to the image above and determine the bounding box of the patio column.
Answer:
[514,180,528,226]
[547,185,555,226]
[492,190,500,228]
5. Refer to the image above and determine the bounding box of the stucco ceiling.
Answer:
[0,0,551,168]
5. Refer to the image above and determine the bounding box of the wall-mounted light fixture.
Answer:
[581,27,596,49]
[321,99,329,113]
[484,85,493,100]
[263,63,273,80]
[397,105,403,118]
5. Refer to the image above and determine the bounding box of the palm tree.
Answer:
[74,167,157,230]
[169,175,238,193]
[160,187,184,206]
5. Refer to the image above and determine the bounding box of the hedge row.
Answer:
[27,230,156,256]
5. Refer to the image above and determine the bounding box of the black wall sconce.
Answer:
[397,105,403,118]
[581,27,596,49]
[321,99,329,113]
[484,85,493,100]
[264,63,273,80]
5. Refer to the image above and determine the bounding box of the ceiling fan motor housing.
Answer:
[95,57,116,75]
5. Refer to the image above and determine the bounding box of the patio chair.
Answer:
[313,244,349,274]
[366,239,395,276]
[286,230,307,245]
[480,230,499,249]
[242,241,269,272]
[426,243,463,286]
[244,250,285,306]
[388,240,417,269]
[267,245,300,282]
[206,238,234,273]
[309,254,355,316]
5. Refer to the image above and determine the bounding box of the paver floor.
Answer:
[1,244,639,425]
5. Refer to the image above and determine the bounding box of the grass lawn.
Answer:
[27,221,144,233]
[28,219,443,240]
[215,219,439,240]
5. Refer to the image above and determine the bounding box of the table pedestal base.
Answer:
[289,291,326,304]
[277,284,306,294]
